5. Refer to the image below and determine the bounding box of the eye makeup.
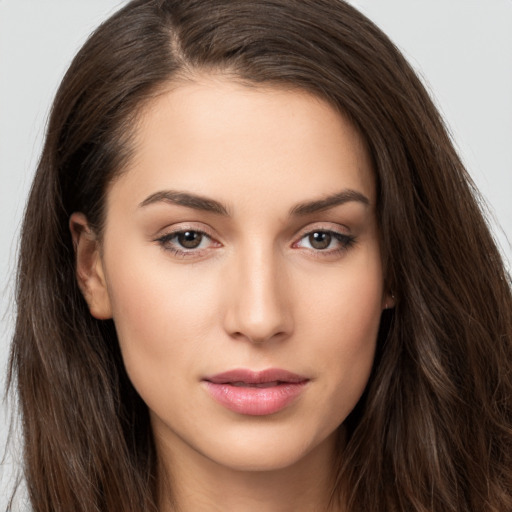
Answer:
[154,224,357,260]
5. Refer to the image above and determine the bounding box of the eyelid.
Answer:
[292,222,351,241]
[291,223,356,255]
[153,223,222,257]
[153,221,218,240]
[153,222,355,259]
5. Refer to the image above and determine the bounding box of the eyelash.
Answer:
[155,228,356,259]
[293,230,356,256]
[155,228,218,258]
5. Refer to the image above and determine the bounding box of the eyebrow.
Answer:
[139,188,370,217]
[289,189,370,215]
[139,190,230,215]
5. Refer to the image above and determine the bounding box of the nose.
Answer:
[222,244,294,344]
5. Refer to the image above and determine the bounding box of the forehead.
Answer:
[108,78,375,215]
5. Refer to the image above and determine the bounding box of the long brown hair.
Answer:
[8,1,512,510]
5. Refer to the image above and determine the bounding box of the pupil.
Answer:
[178,231,202,249]
[309,232,331,250]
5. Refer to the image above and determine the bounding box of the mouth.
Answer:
[229,381,284,388]
[204,368,308,385]
[202,368,309,416]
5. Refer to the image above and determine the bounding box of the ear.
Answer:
[69,212,113,320]
[382,291,396,311]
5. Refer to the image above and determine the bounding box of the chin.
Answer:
[211,447,307,472]
[193,422,338,473]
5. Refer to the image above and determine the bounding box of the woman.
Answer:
[8,0,512,511]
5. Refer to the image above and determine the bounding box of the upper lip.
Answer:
[203,368,308,384]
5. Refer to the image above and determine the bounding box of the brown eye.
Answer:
[308,231,332,250]
[294,229,356,254]
[177,231,203,249]
[156,228,220,256]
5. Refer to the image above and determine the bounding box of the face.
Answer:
[73,77,390,474]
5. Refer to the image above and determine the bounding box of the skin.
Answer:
[72,77,393,512]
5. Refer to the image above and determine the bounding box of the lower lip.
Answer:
[203,381,308,416]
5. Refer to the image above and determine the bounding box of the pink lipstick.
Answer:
[203,369,309,416]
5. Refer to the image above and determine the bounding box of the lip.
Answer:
[202,368,309,416]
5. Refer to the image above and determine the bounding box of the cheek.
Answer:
[300,244,384,346]
[103,246,222,396]
[295,250,383,411]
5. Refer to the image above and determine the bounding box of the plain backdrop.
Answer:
[1,0,511,507]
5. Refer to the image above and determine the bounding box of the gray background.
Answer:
[1,0,511,507]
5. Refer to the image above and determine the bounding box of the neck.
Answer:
[156,430,344,512]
